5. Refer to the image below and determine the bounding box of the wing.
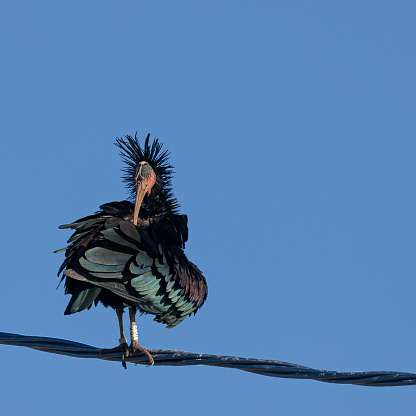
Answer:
[57,201,207,328]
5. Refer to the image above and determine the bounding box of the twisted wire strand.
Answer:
[1,331,415,387]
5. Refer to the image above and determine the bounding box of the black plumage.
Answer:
[56,134,207,359]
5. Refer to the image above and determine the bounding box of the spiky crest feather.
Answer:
[115,133,180,216]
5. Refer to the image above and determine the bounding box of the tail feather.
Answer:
[64,283,101,315]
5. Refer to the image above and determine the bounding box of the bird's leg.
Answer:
[101,307,129,369]
[116,306,129,369]
[116,306,129,350]
[128,306,154,366]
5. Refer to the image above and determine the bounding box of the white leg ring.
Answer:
[130,324,138,342]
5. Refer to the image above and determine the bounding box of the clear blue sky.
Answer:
[1,1,416,415]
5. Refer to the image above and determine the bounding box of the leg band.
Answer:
[130,324,138,342]
[119,336,128,345]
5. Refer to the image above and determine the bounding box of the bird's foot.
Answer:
[129,340,154,366]
[101,342,129,369]
[101,342,129,354]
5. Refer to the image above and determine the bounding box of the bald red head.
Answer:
[133,162,156,225]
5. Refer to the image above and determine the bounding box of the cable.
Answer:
[1,331,414,387]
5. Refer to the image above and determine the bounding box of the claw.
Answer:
[129,340,154,366]
[101,342,129,369]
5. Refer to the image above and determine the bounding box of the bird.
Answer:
[55,133,208,366]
